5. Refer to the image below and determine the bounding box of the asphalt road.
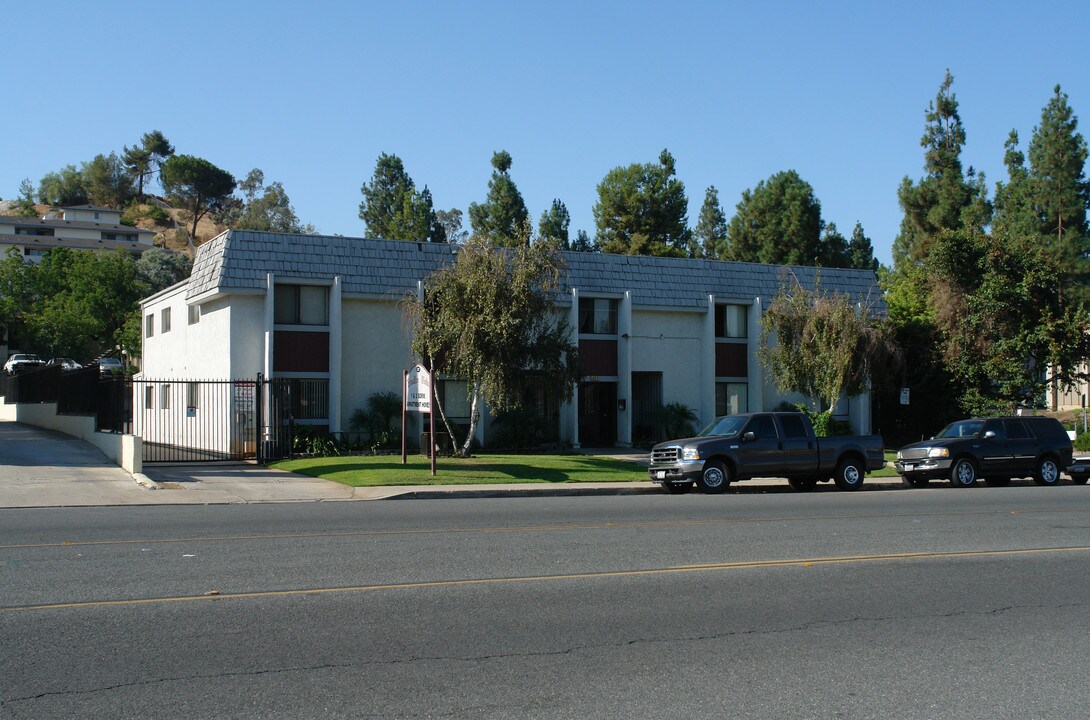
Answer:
[3,487,1090,719]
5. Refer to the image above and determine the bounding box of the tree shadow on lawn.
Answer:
[283,456,642,484]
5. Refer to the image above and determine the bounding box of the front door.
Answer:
[579,382,616,447]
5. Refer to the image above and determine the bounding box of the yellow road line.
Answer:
[2,508,1083,550]
[4,545,1089,614]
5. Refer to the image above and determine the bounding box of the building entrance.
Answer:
[579,381,617,447]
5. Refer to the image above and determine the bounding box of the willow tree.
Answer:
[758,278,896,433]
[406,230,580,455]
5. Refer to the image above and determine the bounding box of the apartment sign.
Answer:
[406,365,432,413]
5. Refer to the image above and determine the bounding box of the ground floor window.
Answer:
[273,378,329,420]
[716,382,748,416]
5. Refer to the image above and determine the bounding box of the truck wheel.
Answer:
[950,458,978,487]
[663,481,693,494]
[902,476,929,488]
[833,458,865,491]
[1033,457,1061,486]
[698,461,731,493]
[788,477,818,492]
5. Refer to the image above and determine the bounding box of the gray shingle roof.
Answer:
[186,230,886,315]
[561,251,886,313]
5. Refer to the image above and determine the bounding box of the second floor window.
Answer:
[275,285,329,325]
[578,298,618,335]
[161,307,171,333]
[715,304,747,339]
[145,314,154,338]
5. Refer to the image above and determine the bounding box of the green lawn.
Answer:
[271,451,901,486]
[270,453,650,487]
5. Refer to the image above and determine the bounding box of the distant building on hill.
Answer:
[0,205,157,264]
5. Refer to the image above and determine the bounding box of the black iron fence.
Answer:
[2,369,308,464]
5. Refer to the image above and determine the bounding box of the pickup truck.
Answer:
[648,411,885,493]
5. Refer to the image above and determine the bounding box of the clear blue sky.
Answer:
[3,0,1088,266]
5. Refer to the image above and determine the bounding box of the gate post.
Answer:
[256,373,264,465]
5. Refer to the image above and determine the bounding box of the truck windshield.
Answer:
[697,415,748,437]
[935,420,984,438]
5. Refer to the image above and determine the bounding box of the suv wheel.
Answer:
[1033,457,1061,486]
[698,461,731,494]
[950,458,978,487]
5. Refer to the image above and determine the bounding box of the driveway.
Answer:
[0,421,358,507]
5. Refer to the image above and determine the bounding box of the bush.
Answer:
[490,407,550,449]
[794,403,853,437]
[659,402,698,439]
[120,203,168,226]
[1075,432,1090,452]
[292,426,346,456]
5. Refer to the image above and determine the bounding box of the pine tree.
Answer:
[1027,85,1090,278]
[722,170,822,265]
[893,70,991,269]
[693,186,727,259]
[848,223,879,271]
[538,199,571,247]
[468,150,530,247]
[359,153,418,240]
[593,149,690,256]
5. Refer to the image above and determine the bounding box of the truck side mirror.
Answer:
[743,431,756,442]
[983,430,996,439]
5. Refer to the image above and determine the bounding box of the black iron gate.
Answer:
[132,375,295,463]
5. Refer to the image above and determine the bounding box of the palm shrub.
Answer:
[659,402,698,439]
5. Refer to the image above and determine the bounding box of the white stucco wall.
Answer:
[228,296,267,378]
[64,209,123,223]
[630,309,706,423]
[339,296,416,432]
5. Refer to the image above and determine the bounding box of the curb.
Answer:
[132,473,162,490]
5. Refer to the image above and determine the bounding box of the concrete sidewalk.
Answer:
[0,420,908,508]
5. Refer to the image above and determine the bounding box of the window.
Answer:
[186,383,199,410]
[15,227,54,236]
[715,382,748,416]
[715,304,747,339]
[188,304,200,325]
[439,380,472,418]
[144,313,154,338]
[746,415,777,439]
[276,379,329,420]
[94,212,100,220]
[159,384,171,410]
[779,414,808,439]
[1003,419,1030,439]
[161,307,171,333]
[274,285,329,325]
[145,386,154,410]
[23,248,49,258]
[578,298,618,334]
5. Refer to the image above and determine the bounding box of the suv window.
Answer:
[1003,419,1031,439]
[1025,417,1070,445]
[982,420,1005,440]
[779,414,808,439]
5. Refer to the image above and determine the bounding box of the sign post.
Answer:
[403,364,436,476]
